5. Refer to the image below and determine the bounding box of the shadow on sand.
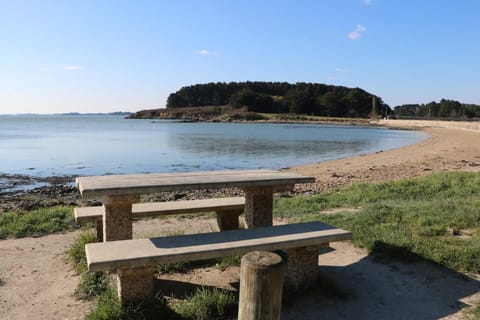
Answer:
[282,242,480,320]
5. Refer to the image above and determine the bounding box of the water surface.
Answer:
[0,115,427,177]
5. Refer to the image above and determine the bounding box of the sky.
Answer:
[1,0,479,114]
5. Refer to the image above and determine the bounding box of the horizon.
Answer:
[1,1,479,114]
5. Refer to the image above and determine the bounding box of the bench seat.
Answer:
[86,221,352,301]
[75,197,245,240]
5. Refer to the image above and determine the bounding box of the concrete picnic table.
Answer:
[75,169,315,241]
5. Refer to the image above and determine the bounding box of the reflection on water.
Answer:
[0,115,427,177]
[170,135,367,160]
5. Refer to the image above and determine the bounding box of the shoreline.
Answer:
[1,121,479,213]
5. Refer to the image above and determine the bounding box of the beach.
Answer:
[1,122,479,319]
[288,123,480,192]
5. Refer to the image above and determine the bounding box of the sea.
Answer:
[0,114,427,178]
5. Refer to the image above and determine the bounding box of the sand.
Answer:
[287,125,480,193]
[0,122,479,319]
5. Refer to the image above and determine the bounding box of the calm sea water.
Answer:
[0,114,427,177]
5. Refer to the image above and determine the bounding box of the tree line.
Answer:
[394,99,480,119]
[167,82,390,118]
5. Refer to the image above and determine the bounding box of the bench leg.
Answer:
[242,186,273,228]
[102,194,140,241]
[116,267,156,303]
[215,209,242,231]
[284,244,328,291]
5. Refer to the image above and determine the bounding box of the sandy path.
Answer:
[0,123,479,319]
[0,231,93,320]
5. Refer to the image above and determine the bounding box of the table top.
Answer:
[76,169,315,197]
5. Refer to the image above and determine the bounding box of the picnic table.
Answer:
[76,169,315,241]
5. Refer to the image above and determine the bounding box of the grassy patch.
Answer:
[172,287,237,320]
[473,304,480,320]
[85,288,181,320]
[215,256,242,271]
[68,231,97,272]
[275,172,480,273]
[68,231,109,300]
[0,206,77,238]
[77,271,110,300]
[86,286,236,320]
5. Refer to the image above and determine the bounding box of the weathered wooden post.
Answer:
[238,251,286,320]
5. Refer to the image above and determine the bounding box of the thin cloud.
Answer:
[336,67,348,73]
[63,65,86,71]
[363,0,375,5]
[197,49,217,56]
[348,24,367,40]
[39,68,49,72]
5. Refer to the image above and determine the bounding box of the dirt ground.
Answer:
[1,123,480,320]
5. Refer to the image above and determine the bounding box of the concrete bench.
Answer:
[75,197,245,241]
[86,221,352,302]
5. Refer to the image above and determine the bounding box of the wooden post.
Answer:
[238,251,286,320]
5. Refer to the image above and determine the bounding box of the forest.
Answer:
[394,99,480,119]
[166,82,390,118]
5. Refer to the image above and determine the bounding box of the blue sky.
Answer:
[1,0,479,114]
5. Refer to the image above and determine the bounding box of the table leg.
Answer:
[116,267,156,303]
[102,194,140,241]
[242,186,273,228]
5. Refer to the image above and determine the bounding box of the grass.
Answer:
[473,304,480,320]
[68,231,97,272]
[0,205,77,238]
[85,288,181,320]
[86,285,236,320]
[68,231,109,300]
[215,255,242,271]
[275,171,480,273]
[172,287,237,320]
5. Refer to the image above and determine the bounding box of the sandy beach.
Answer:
[288,123,480,192]
[0,121,479,319]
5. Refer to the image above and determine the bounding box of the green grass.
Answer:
[86,285,236,320]
[85,288,181,320]
[473,304,480,320]
[68,231,109,300]
[215,255,242,271]
[68,231,97,272]
[275,172,480,273]
[172,287,237,320]
[0,206,78,238]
